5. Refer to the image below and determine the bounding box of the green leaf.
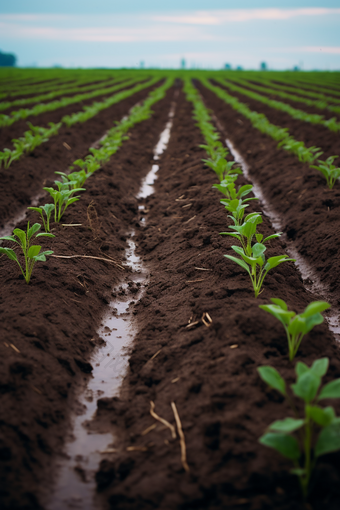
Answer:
[33,250,53,262]
[315,422,340,457]
[0,235,18,243]
[13,228,26,247]
[258,366,286,395]
[36,233,55,238]
[224,255,250,275]
[259,432,300,460]
[270,298,288,310]
[301,301,330,318]
[263,233,282,243]
[252,242,266,258]
[268,417,305,433]
[310,358,329,378]
[27,223,41,240]
[291,371,321,403]
[308,405,335,427]
[318,378,340,400]
[295,362,309,378]
[0,247,18,262]
[265,255,295,271]
[28,245,41,258]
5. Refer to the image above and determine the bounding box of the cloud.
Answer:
[0,22,216,43]
[300,46,340,55]
[153,8,340,25]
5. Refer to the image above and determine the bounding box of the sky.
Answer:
[0,0,340,70]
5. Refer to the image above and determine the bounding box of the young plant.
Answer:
[259,299,330,361]
[258,358,340,498]
[225,243,295,298]
[310,156,340,189]
[27,204,55,232]
[0,222,54,283]
[203,157,241,182]
[43,181,85,222]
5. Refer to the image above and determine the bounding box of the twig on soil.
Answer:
[141,423,157,436]
[171,402,189,473]
[150,401,176,439]
[62,224,82,227]
[194,267,212,271]
[50,254,125,269]
[10,343,20,353]
[184,215,196,224]
[186,279,205,283]
[230,344,238,349]
[150,348,162,360]
[202,312,212,327]
[185,321,200,328]
[127,446,148,452]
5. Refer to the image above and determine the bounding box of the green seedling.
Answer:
[225,243,294,298]
[203,157,241,182]
[27,204,55,232]
[0,222,54,283]
[259,299,330,361]
[278,138,323,164]
[258,358,340,498]
[212,174,238,197]
[310,156,340,189]
[43,181,85,222]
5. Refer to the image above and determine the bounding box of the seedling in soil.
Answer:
[0,222,54,283]
[28,204,55,232]
[224,243,294,298]
[203,156,242,182]
[43,181,85,222]
[278,138,323,164]
[258,358,340,498]
[310,156,340,189]
[259,299,330,361]
[221,214,281,253]
[219,186,259,226]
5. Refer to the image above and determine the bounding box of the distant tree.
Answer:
[293,65,300,72]
[0,50,17,67]
[225,63,232,70]
[181,58,186,69]
[140,61,144,69]
[236,66,243,71]
[260,61,267,71]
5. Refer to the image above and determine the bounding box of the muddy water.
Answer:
[47,100,176,510]
[225,138,340,341]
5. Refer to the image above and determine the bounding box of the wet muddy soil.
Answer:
[92,90,340,510]
[0,81,160,229]
[0,85,175,510]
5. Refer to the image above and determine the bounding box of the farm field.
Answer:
[1,68,340,510]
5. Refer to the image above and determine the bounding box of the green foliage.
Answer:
[27,204,55,232]
[225,244,294,298]
[311,156,340,189]
[259,298,330,361]
[43,181,85,223]
[278,137,323,164]
[258,358,340,497]
[0,222,54,283]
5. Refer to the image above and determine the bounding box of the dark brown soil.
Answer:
[0,81,160,229]
[0,85,175,510]
[198,81,340,307]
[0,79,151,147]
[211,80,340,160]
[92,90,340,510]
[228,79,340,122]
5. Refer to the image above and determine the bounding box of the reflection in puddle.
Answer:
[226,138,339,341]
[48,100,176,510]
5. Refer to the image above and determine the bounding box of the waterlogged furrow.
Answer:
[47,97,176,510]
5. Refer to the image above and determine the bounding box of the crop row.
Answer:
[0,74,135,112]
[201,78,340,189]
[225,75,340,114]
[0,76,147,128]
[183,76,340,499]
[215,78,340,132]
[0,77,174,282]
[0,76,160,169]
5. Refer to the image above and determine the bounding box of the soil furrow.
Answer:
[210,80,340,160]
[92,89,340,510]
[0,85,175,510]
[198,82,340,309]
[0,81,160,229]
[0,79,149,147]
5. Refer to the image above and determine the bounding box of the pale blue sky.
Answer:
[0,1,339,70]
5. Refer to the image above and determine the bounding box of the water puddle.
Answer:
[225,138,340,341]
[47,99,176,510]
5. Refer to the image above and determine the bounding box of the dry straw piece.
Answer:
[171,401,189,473]
[150,401,176,439]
